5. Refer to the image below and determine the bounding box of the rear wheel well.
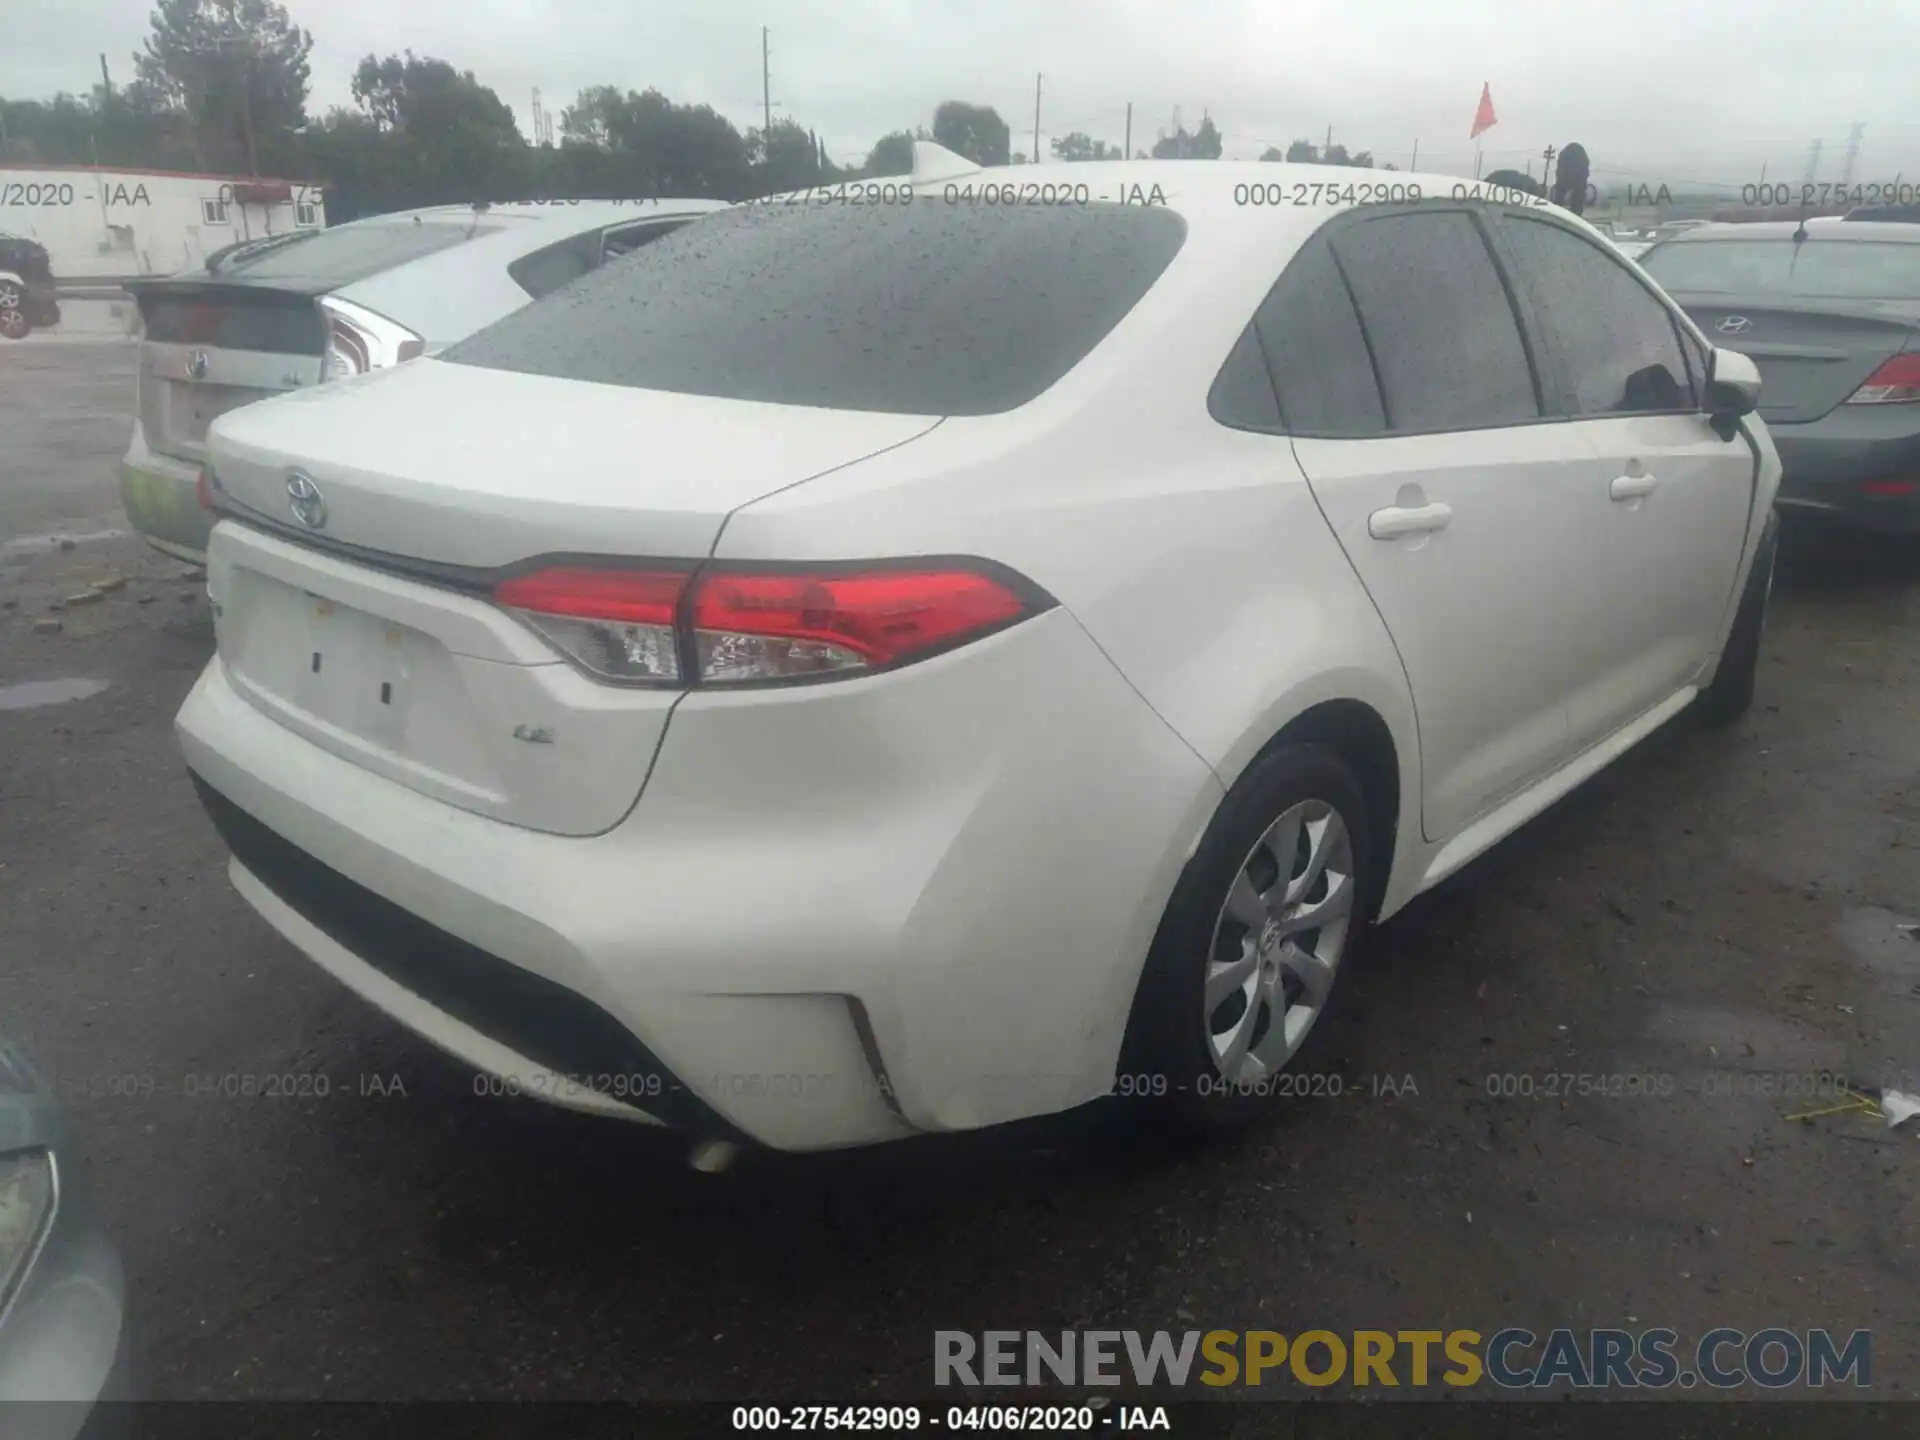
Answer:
[1251,700,1400,921]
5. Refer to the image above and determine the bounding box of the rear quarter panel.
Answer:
[715,212,1427,917]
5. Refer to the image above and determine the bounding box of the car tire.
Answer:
[1696,510,1779,728]
[1117,742,1374,1139]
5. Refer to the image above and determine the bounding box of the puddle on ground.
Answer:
[0,528,129,559]
[0,678,110,711]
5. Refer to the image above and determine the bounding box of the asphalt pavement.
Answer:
[4,341,1920,1402]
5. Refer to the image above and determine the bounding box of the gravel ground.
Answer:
[3,342,1919,1403]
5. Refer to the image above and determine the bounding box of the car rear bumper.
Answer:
[120,431,211,562]
[175,609,1221,1151]
[1767,405,1920,532]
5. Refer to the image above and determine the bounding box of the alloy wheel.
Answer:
[1204,798,1356,1083]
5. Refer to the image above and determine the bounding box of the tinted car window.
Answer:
[1207,324,1283,429]
[446,202,1189,415]
[206,220,504,285]
[1497,214,1693,414]
[1330,211,1540,431]
[508,233,603,300]
[509,221,693,300]
[1639,238,1920,299]
[1255,234,1386,436]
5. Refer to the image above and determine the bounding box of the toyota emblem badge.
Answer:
[286,471,328,530]
[186,350,211,380]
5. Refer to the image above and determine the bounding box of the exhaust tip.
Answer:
[688,1139,741,1174]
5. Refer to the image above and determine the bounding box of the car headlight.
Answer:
[0,1151,54,1310]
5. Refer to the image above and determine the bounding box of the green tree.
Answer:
[1154,116,1222,159]
[1259,145,1285,161]
[350,52,519,144]
[931,100,1011,166]
[861,129,917,177]
[556,85,752,198]
[746,116,834,195]
[1284,139,1319,162]
[1050,131,1120,162]
[134,0,313,172]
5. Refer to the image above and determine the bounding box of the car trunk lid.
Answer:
[1668,295,1920,423]
[132,281,327,468]
[205,357,942,566]
[203,360,941,834]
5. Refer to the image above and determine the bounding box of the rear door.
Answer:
[1273,210,1590,842]
[1489,211,1754,750]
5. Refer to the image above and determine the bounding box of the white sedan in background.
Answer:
[122,197,728,562]
[175,147,1780,1156]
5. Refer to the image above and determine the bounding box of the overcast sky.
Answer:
[13,0,1920,189]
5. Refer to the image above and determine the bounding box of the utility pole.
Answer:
[762,27,772,141]
[1841,122,1865,186]
[1410,138,1418,169]
[1124,102,1131,160]
[1803,138,1823,187]
[99,54,113,98]
[1033,74,1042,168]
[1325,123,1333,159]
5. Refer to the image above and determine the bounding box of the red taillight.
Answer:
[1845,353,1920,404]
[492,563,1042,686]
[494,567,685,625]
[1861,479,1920,496]
[195,468,215,511]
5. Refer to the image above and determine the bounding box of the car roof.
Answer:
[804,157,1611,245]
[341,198,730,231]
[1661,220,1920,243]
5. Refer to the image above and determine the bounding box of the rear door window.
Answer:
[508,220,695,301]
[1494,213,1695,414]
[1329,210,1542,432]
[447,202,1189,415]
[508,232,603,300]
[1253,234,1386,436]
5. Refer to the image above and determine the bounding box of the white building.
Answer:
[0,164,327,284]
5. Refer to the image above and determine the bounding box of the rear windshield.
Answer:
[203,219,503,285]
[443,201,1189,415]
[1640,238,1920,299]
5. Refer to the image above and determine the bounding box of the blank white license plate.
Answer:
[284,592,419,748]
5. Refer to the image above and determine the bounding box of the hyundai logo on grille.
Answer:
[186,350,211,380]
[286,472,328,530]
[1717,316,1753,334]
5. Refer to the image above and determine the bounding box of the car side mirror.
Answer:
[1704,347,1761,439]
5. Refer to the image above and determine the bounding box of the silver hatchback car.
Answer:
[121,198,729,562]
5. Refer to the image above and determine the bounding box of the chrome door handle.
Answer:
[1367,501,1453,539]
[1610,473,1659,501]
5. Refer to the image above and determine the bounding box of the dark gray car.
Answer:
[1639,221,1920,532]
[0,1044,129,1439]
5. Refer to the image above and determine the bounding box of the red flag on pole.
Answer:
[1470,83,1497,139]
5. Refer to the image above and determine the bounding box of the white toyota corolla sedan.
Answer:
[176,148,1781,1155]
